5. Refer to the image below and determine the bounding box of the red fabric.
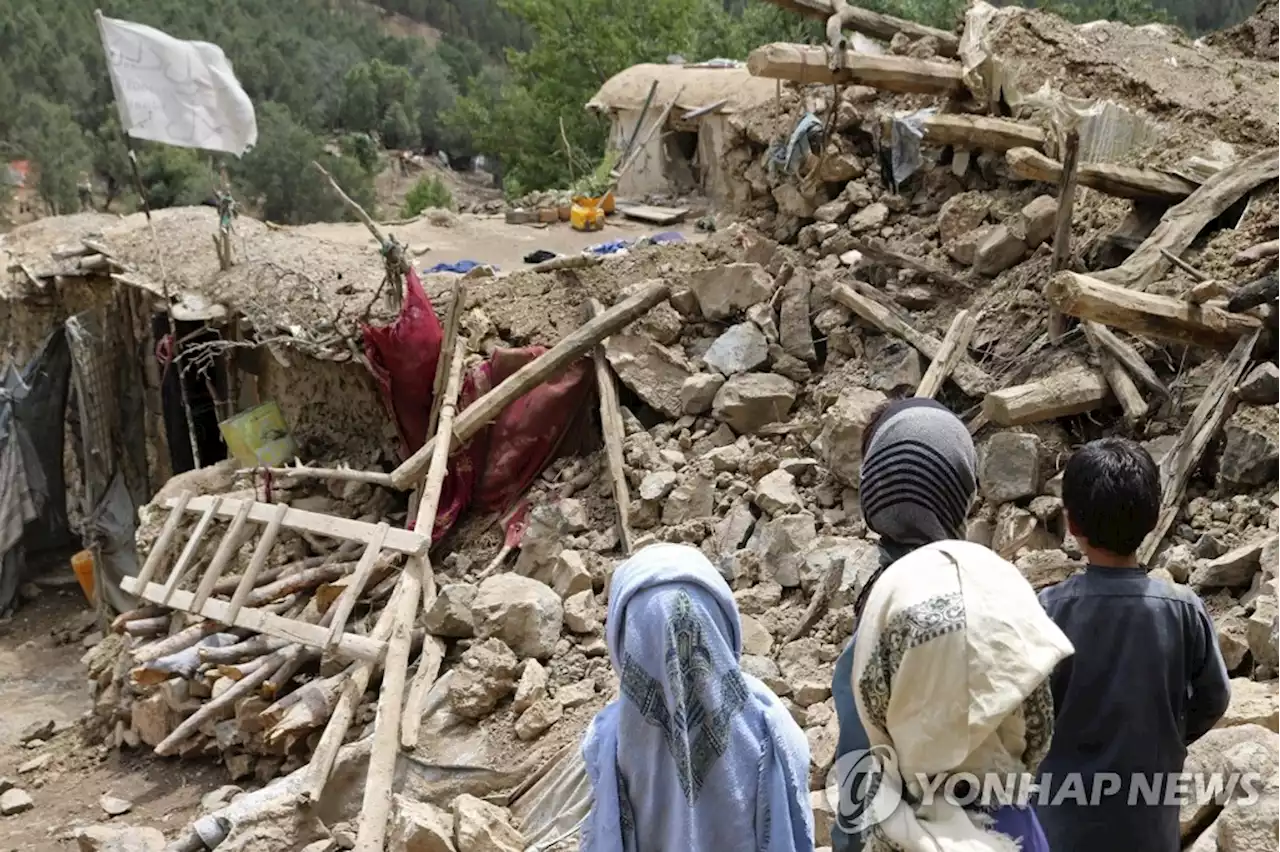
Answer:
[362,269,594,543]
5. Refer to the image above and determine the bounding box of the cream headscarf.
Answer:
[851,540,1073,852]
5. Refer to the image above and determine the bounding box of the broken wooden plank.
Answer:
[234,465,394,487]
[1084,324,1148,426]
[1235,239,1280,266]
[1098,147,1280,290]
[323,523,389,647]
[1085,322,1170,398]
[831,280,992,396]
[845,237,968,289]
[617,204,689,225]
[427,279,466,440]
[1138,331,1260,564]
[159,497,222,606]
[1006,147,1199,202]
[135,491,192,588]
[1160,247,1210,281]
[914,310,976,399]
[190,498,254,612]
[746,43,964,95]
[1046,271,1262,350]
[389,280,671,489]
[587,299,635,555]
[982,366,1112,427]
[226,501,290,626]
[167,495,426,555]
[914,114,1047,153]
[1048,130,1081,343]
[120,577,384,661]
[761,0,959,56]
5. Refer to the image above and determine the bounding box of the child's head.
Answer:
[1062,437,1161,558]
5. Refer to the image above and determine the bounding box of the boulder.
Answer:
[452,795,524,852]
[742,654,789,695]
[973,224,1027,276]
[689,264,776,321]
[937,191,992,244]
[815,387,887,487]
[514,697,563,741]
[75,825,165,852]
[1179,724,1278,840]
[628,298,683,346]
[563,590,599,634]
[813,197,854,224]
[849,202,888,233]
[805,715,840,789]
[512,503,567,579]
[1248,595,1279,670]
[754,469,804,516]
[773,183,821,219]
[680,374,725,415]
[866,340,923,393]
[471,575,564,660]
[638,471,679,501]
[703,323,770,376]
[1016,549,1083,590]
[447,638,520,720]
[425,584,478,638]
[604,334,694,418]
[512,660,548,714]
[712,500,758,559]
[0,787,32,815]
[1019,195,1058,247]
[1238,362,1280,405]
[530,550,592,600]
[389,796,456,852]
[1192,540,1265,590]
[748,513,818,588]
[1217,608,1252,671]
[979,432,1041,504]
[779,267,817,363]
[740,614,774,656]
[1218,405,1279,488]
[712,373,798,435]
[945,225,994,266]
[1218,678,1279,732]
[1217,771,1279,852]
[662,464,716,525]
[1156,543,1197,584]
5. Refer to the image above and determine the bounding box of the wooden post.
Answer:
[226,501,290,624]
[587,299,635,554]
[982,367,1112,427]
[427,280,467,440]
[1048,130,1081,343]
[746,43,965,95]
[758,0,960,56]
[1006,146,1199,202]
[914,310,976,399]
[324,523,389,647]
[135,491,193,588]
[1084,325,1147,426]
[191,498,254,611]
[159,497,222,606]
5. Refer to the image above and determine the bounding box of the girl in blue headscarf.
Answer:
[581,543,815,852]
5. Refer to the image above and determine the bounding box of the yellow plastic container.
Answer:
[218,401,298,468]
[572,190,616,215]
[571,202,605,232]
[72,549,95,604]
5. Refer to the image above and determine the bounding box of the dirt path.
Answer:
[0,593,220,851]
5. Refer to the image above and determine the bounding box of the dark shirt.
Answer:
[831,634,868,852]
[1035,566,1231,852]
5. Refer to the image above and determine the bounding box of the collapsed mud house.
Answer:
[1,1,1278,850]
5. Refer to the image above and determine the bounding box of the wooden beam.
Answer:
[323,523,389,647]
[914,310,976,399]
[1138,331,1260,564]
[1235,239,1280,266]
[168,495,427,555]
[1085,322,1170,398]
[1007,147,1199,202]
[120,577,384,661]
[982,367,1112,427]
[587,299,635,555]
[135,491,192,588]
[426,280,466,439]
[389,281,671,489]
[225,501,289,625]
[746,43,964,96]
[761,0,959,56]
[916,114,1046,153]
[159,497,222,606]
[845,237,968,289]
[831,281,992,396]
[1098,147,1280,290]
[1046,271,1262,350]
[1084,324,1148,426]
[190,498,254,611]
[1048,130,1081,343]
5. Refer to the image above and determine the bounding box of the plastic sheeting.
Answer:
[889,107,940,186]
[509,741,592,851]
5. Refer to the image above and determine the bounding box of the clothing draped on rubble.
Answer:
[768,112,824,177]
[362,268,593,542]
[580,543,815,852]
[850,540,1073,852]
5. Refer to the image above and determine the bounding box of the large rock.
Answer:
[512,660,548,713]
[1217,607,1252,671]
[740,614,774,656]
[1191,540,1265,590]
[1218,678,1280,732]
[815,387,887,486]
[1218,772,1279,852]
[979,432,1041,504]
[712,373,798,435]
[75,825,165,852]
[425,584,478,638]
[528,550,592,600]
[937,191,992,244]
[1016,549,1084,590]
[747,513,817,587]
[0,787,32,815]
[1249,595,1279,670]
[604,334,694,418]
[754,469,803,516]
[779,267,817,363]
[452,795,523,852]
[849,202,888,233]
[562,590,599,634]
[680,374,724,415]
[973,224,1027,276]
[703,323,770,376]
[712,500,757,559]
[390,796,456,852]
[447,638,520,720]
[689,264,775,321]
[514,697,563,741]
[471,575,564,660]
[1218,405,1279,488]
[662,464,716,524]
[512,502,568,579]
[1239,362,1280,405]
[1179,724,1278,840]
[1019,195,1058,247]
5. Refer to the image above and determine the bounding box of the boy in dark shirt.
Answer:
[1036,438,1231,852]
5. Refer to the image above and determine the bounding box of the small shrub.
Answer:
[401,175,454,217]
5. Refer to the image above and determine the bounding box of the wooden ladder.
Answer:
[120,493,427,661]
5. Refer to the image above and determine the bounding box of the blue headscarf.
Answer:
[581,543,815,852]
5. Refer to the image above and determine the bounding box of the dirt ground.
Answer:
[0,593,220,851]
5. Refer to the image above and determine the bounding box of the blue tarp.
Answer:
[424,260,497,274]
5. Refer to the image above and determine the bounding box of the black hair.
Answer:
[1062,437,1161,556]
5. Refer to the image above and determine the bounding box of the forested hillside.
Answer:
[0,0,1254,224]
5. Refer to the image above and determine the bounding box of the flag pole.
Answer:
[97,8,204,471]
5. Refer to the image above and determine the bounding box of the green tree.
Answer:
[15,95,90,214]
[401,174,454,216]
[135,145,212,209]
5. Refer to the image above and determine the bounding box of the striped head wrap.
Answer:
[859,398,976,547]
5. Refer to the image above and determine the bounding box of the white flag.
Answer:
[96,12,258,156]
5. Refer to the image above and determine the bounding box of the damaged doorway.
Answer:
[663,129,701,194]
[152,314,229,475]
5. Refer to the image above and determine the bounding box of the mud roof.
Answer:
[586,63,778,115]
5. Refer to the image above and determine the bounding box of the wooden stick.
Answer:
[1234,239,1280,266]
[427,280,467,440]
[159,497,221,605]
[262,647,316,700]
[311,162,405,272]
[982,366,1112,427]
[1048,130,1081,343]
[1084,324,1147,426]
[1046,271,1262,349]
[915,113,1046,153]
[389,281,671,489]
[1007,146,1198,202]
[1138,331,1260,563]
[914,310,976,399]
[226,501,289,624]
[760,0,959,56]
[155,646,298,756]
[235,465,394,487]
[355,337,465,850]
[530,253,603,274]
[133,620,222,664]
[135,491,193,588]
[831,281,991,396]
[132,633,241,686]
[845,237,968,289]
[191,498,254,611]
[199,634,288,665]
[587,299,635,555]
[747,42,964,95]
[1085,322,1170,398]
[122,615,169,637]
[611,87,685,188]
[398,636,446,750]
[325,525,389,647]
[113,606,168,633]
[1160,247,1211,281]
